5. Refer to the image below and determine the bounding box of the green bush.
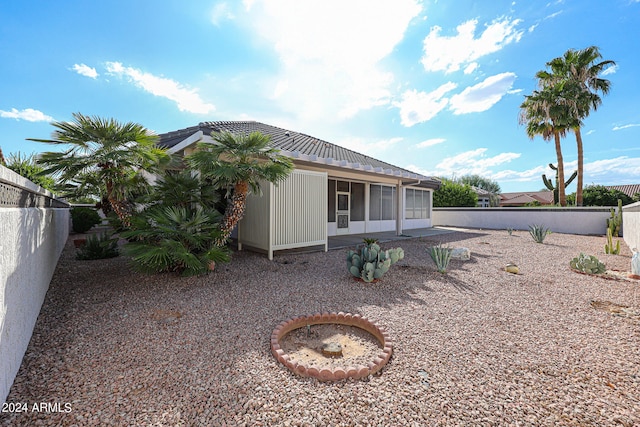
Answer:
[581,185,632,206]
[433,179,478,207]
[71,207,102,233]
[76,232,119,260]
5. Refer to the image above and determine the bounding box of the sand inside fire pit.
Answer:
[279,323,383,370]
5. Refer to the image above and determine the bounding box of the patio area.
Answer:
[1,228,639,426]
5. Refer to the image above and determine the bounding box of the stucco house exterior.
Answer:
[158,121,440,259]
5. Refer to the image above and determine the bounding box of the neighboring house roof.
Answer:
[500,190,554,206]
[604,184,640,198]
[471,186,493,197]
[158,121,440,189]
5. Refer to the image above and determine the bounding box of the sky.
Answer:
[1,0,639,193]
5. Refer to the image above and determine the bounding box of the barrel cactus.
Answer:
[569,253,606,275]
[347,241,404,282]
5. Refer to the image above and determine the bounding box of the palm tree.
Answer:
[28,113,170,225]
[538,46,615,206]
[519,85,572,206]
[187,131,294,246]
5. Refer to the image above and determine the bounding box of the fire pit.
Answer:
[271,312,393,381]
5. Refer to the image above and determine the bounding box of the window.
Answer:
[328,179,336,222]
[350,182,365,221]
[405,188,431,219]
[370,184,396,220]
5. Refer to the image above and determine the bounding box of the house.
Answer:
[471,186,493,208]
[158,121,440,259]
[499,190,554,207]
[604,184,640,200]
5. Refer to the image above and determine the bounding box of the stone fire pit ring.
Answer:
[271,312,393,381]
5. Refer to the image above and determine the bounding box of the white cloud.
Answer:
[71,63,98,79]
[416,138,446,148]
[421,17,523,74]
[449,72,517,114]
[408,147,521,178]
[463,62,479,74]
[612,123,640,131]
[544,11,563,20]
[243,0,422,121]
[394,82,457,127]
[0,108,54,122]
[105,62,215,114]
[211,2,235,25]
[584,156,640,177]
[601,64,618,76]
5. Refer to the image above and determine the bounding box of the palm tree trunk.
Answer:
[574,128,584,206]
[105,179,132,227]
[215,181,249,246]
[554,131,567,206]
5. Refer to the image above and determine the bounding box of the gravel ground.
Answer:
[2,229,639,426]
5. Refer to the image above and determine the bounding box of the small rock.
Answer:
[505,264,519,274]
[451,247,471,261]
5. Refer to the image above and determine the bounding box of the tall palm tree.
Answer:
[187,131,294,246]
[519,85,572,206]
[28,112,170,225]
[538,46,615,206]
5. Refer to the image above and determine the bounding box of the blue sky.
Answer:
[1,0,639,193]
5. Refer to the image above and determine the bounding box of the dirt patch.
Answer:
[279,324,382,370]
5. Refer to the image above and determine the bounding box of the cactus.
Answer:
[570,253,606,275]
[604,227,621,255]
[428,243,453,273]
[347,242,404,282]
[542,163,577,205]
[606,199,623,237]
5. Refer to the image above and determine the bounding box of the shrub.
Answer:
[76,232,119,260]
[529,224,550,243]
[570,253,606,274]
[347,242,404,282]
[71,207,102,233]
[122,206,230,276]
[582,185,632,206]
[428,243,453,273]
[433,179,478,207]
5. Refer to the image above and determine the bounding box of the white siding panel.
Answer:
[238,183,271,251]
[272,170,327,249]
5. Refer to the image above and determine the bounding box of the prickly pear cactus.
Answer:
[347,241,404,282]
[570,253,606,275]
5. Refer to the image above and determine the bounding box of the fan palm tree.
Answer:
[187,131,294,246]
[28,113,170,225]
[519,85,573,206]
[537,46,615,206]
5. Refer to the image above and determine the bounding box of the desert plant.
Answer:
[347,242,404,282]
[76,232,119,260]
[570,253,606,274]
[507,228,514,236]
[428,243,453,273]
[71,207,102,233]
[122,206,230,276]
[362,237,379,245]
[604,227,621,255]
[542,163,577,205]
[529,224,551,243]
[606,199,623,237]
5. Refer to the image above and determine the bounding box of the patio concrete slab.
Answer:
[327,227,456,250]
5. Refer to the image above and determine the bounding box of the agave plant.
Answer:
[428,243,453,273]
[529,224,551,243]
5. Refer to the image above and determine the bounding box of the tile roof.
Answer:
[158,121,439,187]
[605,184,640,198]
[500,190,554,206]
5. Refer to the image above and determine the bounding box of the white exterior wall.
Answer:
[238,169,327,259]
[0,166,69,405]
[623,201,640,251]
[433,207,613,235]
